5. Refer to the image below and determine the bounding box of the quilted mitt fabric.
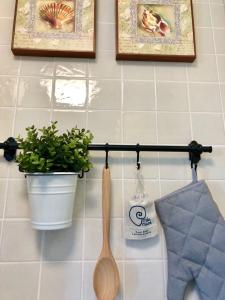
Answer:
[155,180,225,300]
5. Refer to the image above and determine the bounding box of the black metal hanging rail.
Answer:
[88,143,212,153]
[0,137,212,162]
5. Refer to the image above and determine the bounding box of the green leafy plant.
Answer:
[16,122,93,173]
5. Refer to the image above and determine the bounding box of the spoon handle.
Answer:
[102,167,111,252]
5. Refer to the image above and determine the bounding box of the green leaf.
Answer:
[16,122,93,173]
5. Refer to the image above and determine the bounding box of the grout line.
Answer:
[208,1,225,138]
[0,258,167,264]
[49,59,56,122]
[1,106,225,114]
[80,89,89,300]
[121,60,126,300]
[3,178,225,183]
[0,58,22,252]
[186,65,194,141]
[154,65,167,300]
[12,58,22,136]
[80,188,85,300]
[36,231,45,300]
[0,170,9,249]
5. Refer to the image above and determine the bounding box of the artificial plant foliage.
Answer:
[16,122,93,173]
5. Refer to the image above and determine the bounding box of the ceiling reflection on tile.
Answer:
[18,78,52,108]
[55,60,86,77]
[54,79,87,108]
[89,80,101,104]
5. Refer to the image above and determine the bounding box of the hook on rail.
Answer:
[136,144,141,170]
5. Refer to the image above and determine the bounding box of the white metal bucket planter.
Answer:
[26,173,78,230]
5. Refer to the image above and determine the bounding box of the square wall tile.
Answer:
[87,152,123,179]
[221,84,225,107]
[156,62,187,81]
[123,112,157,144]
[0,157,9,179]
[157,112,191,144]
[98,0,115,23]
[159,152,192,180]
[20,57,54,76]
[125,262,165,300]
[123,152,159,179]
[0,18,13,45]
[211,4,225,27]
[187,55,218,82]
[217,56,225,82]
[5,179,29,218]
[214,29,225,54]
[54,79,87,109]
[55,57,87,77]
[0,263,39,300]
[0,77,17,107]
[8,162,24,179]
[18,77,52,108]
[192,113,225,144]
[85,179,123,218]
[189,83,221,112]
[73,179,85,218]
[43,220,83,261]
[0,46,20,75]
[123,81,155,111]
[84,219,124,260]
[0,0,16,17]
[14,108,50,137]
[160,180,190,197]
[40,262,82,300]
[199,147,225,180]
[0,221,42,261]
[83,261,123,300]
[156,82,188,112]
[0,108,14,140]
[88,111,121,143]
[207,181,225,217]
[89,51,122,79]
[193,3,211,27]
[123,61,155,81]
[52,110,87,133]
[195,28,214,55]
[0,179,7,218]
[98,23,115,51]
[89,80,122,110]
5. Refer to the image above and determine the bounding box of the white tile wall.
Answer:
[0,0,225,299]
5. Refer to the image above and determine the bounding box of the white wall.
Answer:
[0,0,225,299]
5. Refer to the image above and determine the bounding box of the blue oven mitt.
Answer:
[155,170,225,300]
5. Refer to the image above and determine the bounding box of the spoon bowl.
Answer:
[94,256,120,300]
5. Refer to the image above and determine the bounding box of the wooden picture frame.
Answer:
[11,0,96,58]
[116,0,196,62]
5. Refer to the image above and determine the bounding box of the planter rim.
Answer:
[26,172,79,176]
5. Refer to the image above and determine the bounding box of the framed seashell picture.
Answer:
[116,0,196,62]
[11,0,96,58]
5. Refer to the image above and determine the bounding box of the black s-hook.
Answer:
[136,143,141,170]
[105,143,109,169]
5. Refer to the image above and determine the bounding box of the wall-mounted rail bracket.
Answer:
[2,137,18,162]
[188,140,205,168]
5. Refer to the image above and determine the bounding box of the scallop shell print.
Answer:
[39,2,75,29]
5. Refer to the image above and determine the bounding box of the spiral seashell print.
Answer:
[129,205,147,226]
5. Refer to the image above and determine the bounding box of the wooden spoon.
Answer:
[93,167,120,300]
